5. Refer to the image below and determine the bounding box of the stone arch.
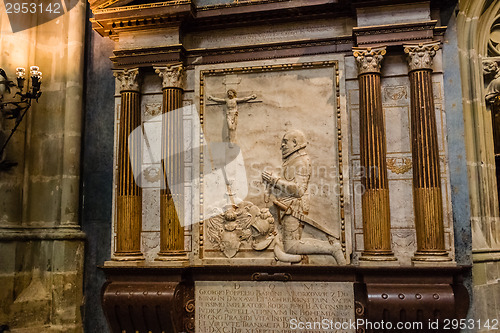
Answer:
[458,0,500,253]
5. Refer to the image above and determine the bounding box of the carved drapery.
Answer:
[154,65,187,260]
[404,42,450,262]
[353,46,396,261]
[113,68,144,260]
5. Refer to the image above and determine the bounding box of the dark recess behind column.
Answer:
[81,4,115,333]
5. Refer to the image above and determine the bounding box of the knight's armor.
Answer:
[274,149,311,218]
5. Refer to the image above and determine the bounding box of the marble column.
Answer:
[154,64,186,260]
[353,46,396,262]
[403,41,450,262]
[113,68,144,260]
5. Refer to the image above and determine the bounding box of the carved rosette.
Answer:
[155,64,185,89]
[403,41,440,72]
[352,46,386,75]
[113,68,140,92]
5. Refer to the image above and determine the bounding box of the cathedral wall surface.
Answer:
[80,10,115,332]
[0,0,87,331]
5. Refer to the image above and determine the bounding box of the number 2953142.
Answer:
[5,2,62,14]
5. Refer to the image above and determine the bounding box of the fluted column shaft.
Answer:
[155,65,186,259]
[353,47,396,261]
[114,68,143,260]
[404,42,450,262]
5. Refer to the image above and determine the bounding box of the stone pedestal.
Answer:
[101,265,469,333]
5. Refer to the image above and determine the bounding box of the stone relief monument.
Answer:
[200,63,348,265]
[262,130,346,265]
[205,129,346,265]
[207,89,257,147]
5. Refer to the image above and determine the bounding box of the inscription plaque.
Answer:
[195,281,355,333]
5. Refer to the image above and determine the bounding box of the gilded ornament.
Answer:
[387,158,412,174]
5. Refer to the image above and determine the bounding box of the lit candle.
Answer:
[16,67,25,79]
[30,66,39,77]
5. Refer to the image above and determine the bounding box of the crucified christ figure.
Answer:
[208,89,256,147]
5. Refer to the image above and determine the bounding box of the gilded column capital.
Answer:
[352,46,386,75]
[113,68,140,92]
[403,41,440,72]
[154,64,185,89]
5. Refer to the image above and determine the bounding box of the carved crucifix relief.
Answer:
[207,89,256,147]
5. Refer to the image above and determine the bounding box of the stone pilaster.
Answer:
[113,68,144,260]
[403,42,451,262]
[154,65,187,260]
[353,46,396,262]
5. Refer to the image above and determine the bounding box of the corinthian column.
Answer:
[113,68,143,260]
[353,47,396,262]
[154,64,187,260]
[403,41,450,262]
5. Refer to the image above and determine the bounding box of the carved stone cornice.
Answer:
[403,41,440,72]
[154,64,185,89]
[109,37,353,68]
[113,68,140,92]
[90,0,345,40]
[352,46,386,75]
[352,20,438,47]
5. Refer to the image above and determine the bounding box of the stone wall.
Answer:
[0,0,87,331]
[80,9,115,332]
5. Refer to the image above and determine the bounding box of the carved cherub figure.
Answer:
[208,89,256,147]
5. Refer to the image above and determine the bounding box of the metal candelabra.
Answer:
[0,66,42,171]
